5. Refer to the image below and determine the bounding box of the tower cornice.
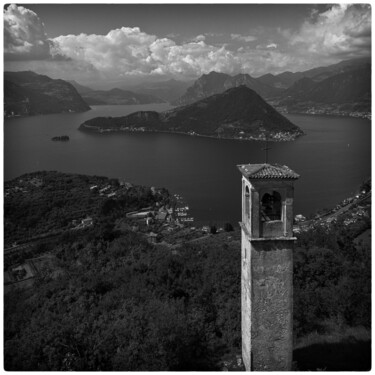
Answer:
[239,222,296,241]
[237,163,299,180]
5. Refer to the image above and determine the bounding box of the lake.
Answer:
[4,104,371,226]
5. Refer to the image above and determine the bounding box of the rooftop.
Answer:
[237,163,299,180]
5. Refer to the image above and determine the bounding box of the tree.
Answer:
[224,223,234,232]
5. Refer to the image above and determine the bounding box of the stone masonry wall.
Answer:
[250,239,293,371]
[241,230,251,370]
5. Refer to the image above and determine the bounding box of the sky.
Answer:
[3,3,372,87]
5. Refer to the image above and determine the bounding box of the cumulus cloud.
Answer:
[4,4,53,60]
[53,27,158,74]
[289,4,371,58]
[4,4,371,82]
[231,33,257,43]
[266,43,277,49]
[194,34,206,42]
[51,28,245,79]
[164,32,180,39]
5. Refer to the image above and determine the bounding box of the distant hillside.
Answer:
[282,77,317,99]
[128,79,193,103]
[80,85,303,141]
[257,57,371,89]
[4,71,90,116]
[300,65,371,104]
[68,80,95,95]
[175,71,281,106]
[257,71,304,89]
[280,65,371,112]
[301,56,371,82]
[79,87,165,105]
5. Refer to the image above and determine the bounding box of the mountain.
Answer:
[175,71,281,106]
[4,71,90,116]
[227,73,283,97]
[175,72,229,105]
[280,65,371,111]
[255,73,293,89]
[309,66,371,104]
[282,77,317,99]
[79,87,165,105]
[301,57,371,82]
[80,85,303,141]
[67,80,166,105]
[67,80,95,95]
[257,57,371,89]
[257,71,304,89]
[128,79,193,103]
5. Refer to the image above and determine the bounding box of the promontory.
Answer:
[79,86,304,141]
[4,71,90,117]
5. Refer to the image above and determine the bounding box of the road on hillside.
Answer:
[296,191,371,229]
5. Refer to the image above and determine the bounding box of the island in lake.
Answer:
[79,86,304,141]
[51,135,70,142]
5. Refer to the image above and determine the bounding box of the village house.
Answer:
[81,217,93,227]
[147,232,159,244]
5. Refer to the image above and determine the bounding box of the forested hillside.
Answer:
[4,71,90,116]
[5,227,241,370]
[4,172,371,371]
[4,171,169,247]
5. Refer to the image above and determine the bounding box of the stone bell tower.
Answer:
[237,163,299,371]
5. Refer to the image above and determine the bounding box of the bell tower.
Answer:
[237,163,299,371]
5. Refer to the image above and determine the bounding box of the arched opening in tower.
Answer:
[245,185,250,219]
[261,191,282,221]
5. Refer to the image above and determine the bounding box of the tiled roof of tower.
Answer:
[237,163,299,180]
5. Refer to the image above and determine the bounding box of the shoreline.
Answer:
[79,123,304,142]
[4,106,370,122]
[282,110,371,121]
[4,108,92,119]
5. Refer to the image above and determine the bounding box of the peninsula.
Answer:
[79,86,304,141]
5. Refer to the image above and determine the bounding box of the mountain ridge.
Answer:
[279,65,371,113]
[127,79,193,103]
[176,57,371,108]
[257,57,371,89]
[69,82,165,105]
[4,71,90,116]
[175,71,280,106]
